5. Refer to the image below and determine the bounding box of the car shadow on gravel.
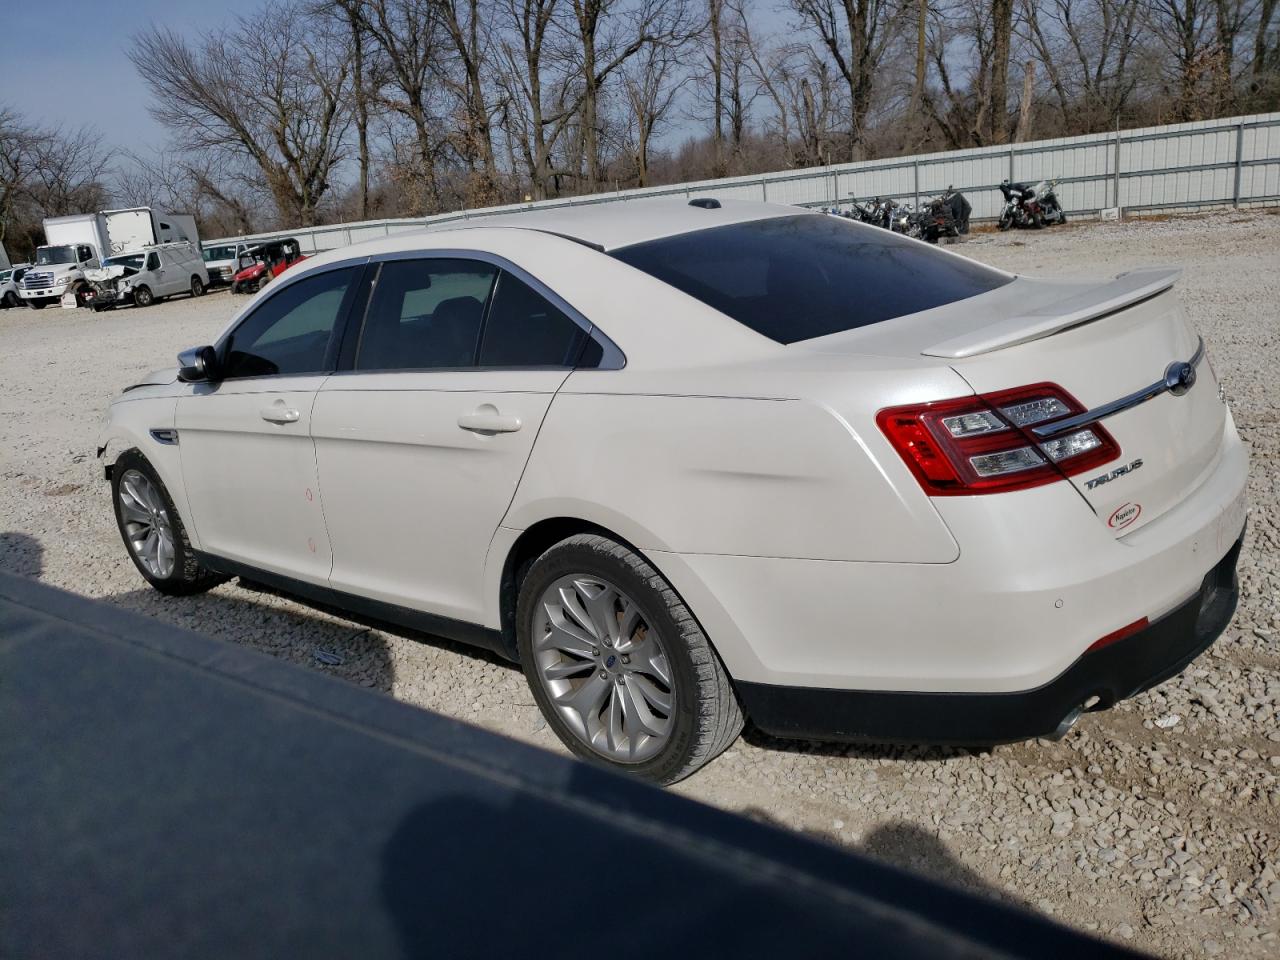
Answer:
[738,808,1033,913]
[0,532,43,577]
[740,724,993,764]
[107,576,518,696]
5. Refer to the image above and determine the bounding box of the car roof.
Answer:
[430,198,810,252]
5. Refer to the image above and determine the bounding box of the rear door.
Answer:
[312,257,592,624]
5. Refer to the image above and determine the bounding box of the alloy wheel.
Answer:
[118,469,176,579]
[533,575,675,763]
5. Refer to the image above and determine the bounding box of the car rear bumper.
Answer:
[737,530,1242,744]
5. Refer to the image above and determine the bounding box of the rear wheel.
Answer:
[111,450,226,596]
[190,276,205,298]
[517,534,743,784]
[133,285,154,307]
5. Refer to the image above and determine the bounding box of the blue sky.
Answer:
[0,0,264,153]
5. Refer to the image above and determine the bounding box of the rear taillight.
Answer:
[877,383,1119,496]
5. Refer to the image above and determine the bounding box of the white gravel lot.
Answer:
[2,212,1278,957]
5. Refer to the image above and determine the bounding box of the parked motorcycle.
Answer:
[998,179,1067,230]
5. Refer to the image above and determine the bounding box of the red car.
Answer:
[230,238,308,294]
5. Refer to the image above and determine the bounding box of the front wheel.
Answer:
[997,209,1014,231]
[28,301,47,310]
[133,285,154,307]
[190,276,205,298]
[517,534,743,784]
[111,450,227,595]
[2,291,18,308]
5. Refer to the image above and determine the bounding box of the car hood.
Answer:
[121,367,178,393]
[85,265,138,282]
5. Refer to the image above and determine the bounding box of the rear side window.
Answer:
[612,214,1011,344]
[477,272,587,368]
[222,267,357,379]
[356,259,497,371]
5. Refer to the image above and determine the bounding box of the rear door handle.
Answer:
[458,409,522,434]
[260,405,300,424]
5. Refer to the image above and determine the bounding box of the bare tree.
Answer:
[432,0,502,205]
[495,0,580,199]
[791,0,905,159]
[0,108,42,249]
[988,0,1015,141]
[568,0,690,190]
[28,126,114,218]
[355,0,448,213]
[623,41,688,184]
[131,3,352,227]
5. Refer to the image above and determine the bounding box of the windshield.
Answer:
[104,254,146,270]
[612,214,1012,344]
[36,245,76,266]
[203,245,237,262]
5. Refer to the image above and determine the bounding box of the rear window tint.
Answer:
[611,214,1011,344]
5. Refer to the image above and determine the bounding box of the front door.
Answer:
[312,257,593,624]
[176,264,362,582]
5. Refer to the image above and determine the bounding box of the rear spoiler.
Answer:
[922,266,1182,359]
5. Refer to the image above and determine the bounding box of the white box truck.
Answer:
[20,208,200,309]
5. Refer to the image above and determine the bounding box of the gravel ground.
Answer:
[2,212,1277,958]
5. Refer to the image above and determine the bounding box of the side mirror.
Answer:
[178,345,219,383]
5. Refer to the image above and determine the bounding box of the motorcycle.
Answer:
[998,179,1067,230]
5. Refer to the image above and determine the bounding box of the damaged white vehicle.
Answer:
[82,243,209,311]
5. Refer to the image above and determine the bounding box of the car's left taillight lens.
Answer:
[876,383,1119,496]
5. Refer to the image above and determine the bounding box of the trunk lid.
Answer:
[802,271,1227,536]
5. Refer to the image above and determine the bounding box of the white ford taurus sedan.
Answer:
[99,199,1248,783]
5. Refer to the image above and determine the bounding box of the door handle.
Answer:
[458,408,522,434]
[261,404,301,424]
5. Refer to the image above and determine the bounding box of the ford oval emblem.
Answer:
[1164,360,1196,396]
[1108,502,1142,529]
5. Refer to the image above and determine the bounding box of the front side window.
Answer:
[477,273,588,368]
[612,214,1011,344]
[146,253,161,271]
[356,259,497,371]
[222,266,357,379]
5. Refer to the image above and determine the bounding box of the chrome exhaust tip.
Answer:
[1049,706,1084,741]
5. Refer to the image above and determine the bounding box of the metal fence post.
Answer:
[913,160,920,208]
[1113,128,1122,210]
[1233,120,1245,208]
[761,178,768,201]
[1008,146,1015,183]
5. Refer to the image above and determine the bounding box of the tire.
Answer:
[2,291,18,308]
[997,210,1014,231]
[517,534,743,784]
[111,449,227,596]
[133,285,154,308]
[190,276,205,298]
[256,275,269,293]
[28,301,47,310]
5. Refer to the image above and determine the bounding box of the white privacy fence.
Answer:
[210,111,1280,254]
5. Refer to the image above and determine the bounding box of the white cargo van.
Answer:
[200,240,254,287]
[81,242,209,310]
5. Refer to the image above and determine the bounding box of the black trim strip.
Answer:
[193,551,513,661]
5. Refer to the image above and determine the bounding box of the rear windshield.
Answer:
[611,214,1011,344]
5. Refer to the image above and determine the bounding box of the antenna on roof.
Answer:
[688,198,721,210]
